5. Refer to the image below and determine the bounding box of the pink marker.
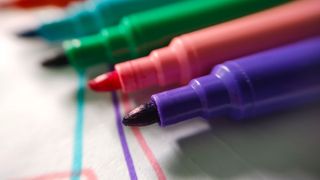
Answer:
[89,0,320,93]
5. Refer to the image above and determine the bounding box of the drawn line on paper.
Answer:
[111,91,138,180]
[15,71,93,180]
[17,168,97,180]
[71,71,86,180]
[121,93,166,180]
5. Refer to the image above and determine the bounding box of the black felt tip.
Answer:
[17,29,39,38]
[122,101,160,126]
[42,53,69,68]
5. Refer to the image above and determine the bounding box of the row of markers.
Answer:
[12,0,320,127]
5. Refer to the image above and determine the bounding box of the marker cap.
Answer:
[116,46,184,92]
[72,10,101,37]
[65,25,135,70]
[152,76,231,126]
[40,18,78,41]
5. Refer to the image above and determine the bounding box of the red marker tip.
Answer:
[88,71,122,92]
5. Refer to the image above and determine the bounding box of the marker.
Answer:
[89,0,320,93]
[50,0,289,69]
[0,0,80,8]
[122,37,320,127]
[18,0,179,41]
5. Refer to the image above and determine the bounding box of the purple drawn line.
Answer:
[111,91,138,180]
[121,94,167,180]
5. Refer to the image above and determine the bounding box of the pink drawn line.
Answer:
[121,93,166,180]
[16,168,97,180]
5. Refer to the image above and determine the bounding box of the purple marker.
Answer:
[123,37,320,127]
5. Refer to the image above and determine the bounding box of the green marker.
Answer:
[54,0,289,69]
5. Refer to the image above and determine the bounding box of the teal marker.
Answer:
[19,0,179,41]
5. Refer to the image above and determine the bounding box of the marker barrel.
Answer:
[38,0,178,41]
[65,0,288,69]
[116,0,320,92]
[152,37,320,127]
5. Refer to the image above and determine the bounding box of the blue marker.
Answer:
[18,0,180,41]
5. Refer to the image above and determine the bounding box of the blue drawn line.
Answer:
[71,70,86,180]
[111,91,138,180]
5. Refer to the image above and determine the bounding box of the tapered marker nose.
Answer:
[17,29,39,38]
[88,71,122,92]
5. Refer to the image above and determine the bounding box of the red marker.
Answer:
[89,0,320,93]
[1,0,82,8]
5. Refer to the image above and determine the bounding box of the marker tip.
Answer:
[17,29,39,38]
[88,71,122,92]
[42,53,69,68]
[122,101,160,126]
